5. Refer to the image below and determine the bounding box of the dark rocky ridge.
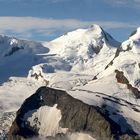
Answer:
[4,46,24,57]
[115,70,140,98]
[9,87,139,140]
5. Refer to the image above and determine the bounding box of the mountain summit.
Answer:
[45,24,119,58]
[121,27,140,53]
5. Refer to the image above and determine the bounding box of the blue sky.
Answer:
[0,0,139,42]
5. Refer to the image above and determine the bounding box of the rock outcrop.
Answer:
[8,87,139,140]
[115,70,140,98]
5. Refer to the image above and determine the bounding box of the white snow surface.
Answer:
[44,24,118,56]
[24,105,68,137]
[0,77,43,113]
[122,27,140,53]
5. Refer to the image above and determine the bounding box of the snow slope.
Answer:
[0,77,43,139]
[42,24,119,74]
[122,27,140,53]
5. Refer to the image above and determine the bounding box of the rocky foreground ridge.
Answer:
[9,87,139,140]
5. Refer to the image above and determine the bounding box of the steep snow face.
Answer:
[129,27,140,41]
[24,105,67,137]
[122,27,140,53]
[106,28,140,90]
[44,24,119,58]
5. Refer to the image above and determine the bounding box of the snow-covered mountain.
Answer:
[0,25,140,140]
[0,35,49,84]
[28,24,120,86]
[42,24,119,73]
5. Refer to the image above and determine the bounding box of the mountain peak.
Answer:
[88,24,102,33]
[45,25,119,57]
[129,27,140,40]
[121,27,140,53]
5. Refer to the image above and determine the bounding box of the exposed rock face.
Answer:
[4,46,24,57]
[115,70,129,84]
[8,87,139,140]
[115,70,140,98]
